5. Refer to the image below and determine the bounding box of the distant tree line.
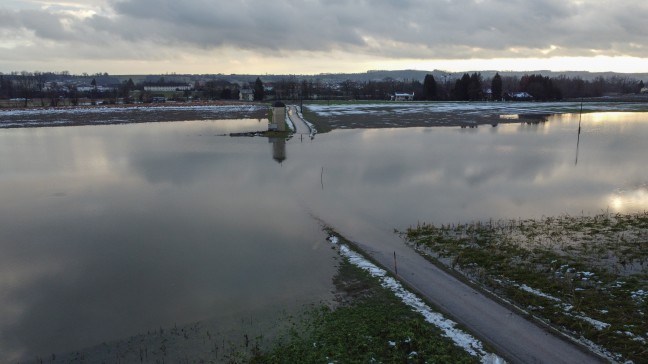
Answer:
[1,70,646,106]
[262,72,645,102]
[0,71,245,106]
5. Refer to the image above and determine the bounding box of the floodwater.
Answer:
[1,112,647,361]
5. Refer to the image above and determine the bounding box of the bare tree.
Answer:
[17,72,36,107]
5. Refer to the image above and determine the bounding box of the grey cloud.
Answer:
[100,0,648,57]
[18,9,69,40]
[0,9,21,28]
[0,8,79,41]
[4,0,648,62]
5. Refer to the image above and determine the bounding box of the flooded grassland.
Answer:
[405,212,648,362]
[304,101,648,130]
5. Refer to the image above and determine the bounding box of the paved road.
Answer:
[286,105,312,135]
[343,229,606,364]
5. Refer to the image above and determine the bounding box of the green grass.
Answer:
[300,106,332,133]
[404,212,648,363]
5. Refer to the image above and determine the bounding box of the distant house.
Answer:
[239,88,254,101]
[505,92,534,101]
[641,87,648,94]
[143,83,193,92]
[391,92,415,101]
[483,88,493,101]
[75,85,116,93]
[75,85,95,92]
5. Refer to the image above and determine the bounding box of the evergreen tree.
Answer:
[467,73,483,101]
[454,73,471,101]
[423,74,437,100]
[491,73,502,101]
[301,79,310,99]
[520,74,562,101]
[253,77,264,101]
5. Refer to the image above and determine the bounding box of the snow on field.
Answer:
[0,104,267,128]
[517,283,562,302]
[329,236,505,364]
[306,101,648,117]
[0,104,264,117]
[508,280,614,332]
[486,278,627,362]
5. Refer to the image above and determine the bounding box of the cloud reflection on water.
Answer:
[0,113,647,361]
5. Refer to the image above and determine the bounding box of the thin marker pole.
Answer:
[575,98,583,166]
[394,251,398,277]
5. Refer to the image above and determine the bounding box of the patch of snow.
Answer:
[505,280,613,334]
[576,315,610,331]
[517,284,561,302]
[576,335,630,364]
[285,113,295,132]
[631,290,647,304]
[619,331,646,344]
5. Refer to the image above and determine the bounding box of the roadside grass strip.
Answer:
[328,236,506,364]
[284,112,295,132]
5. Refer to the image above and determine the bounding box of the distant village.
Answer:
[1,70,646,108]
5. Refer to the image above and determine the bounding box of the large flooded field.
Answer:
[1,105,647,362]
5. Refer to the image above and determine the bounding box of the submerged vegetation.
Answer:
[404,212,648,363]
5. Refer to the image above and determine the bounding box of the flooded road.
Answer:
[1,112,647,361]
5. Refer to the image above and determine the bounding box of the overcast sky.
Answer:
[2,0,648,75]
